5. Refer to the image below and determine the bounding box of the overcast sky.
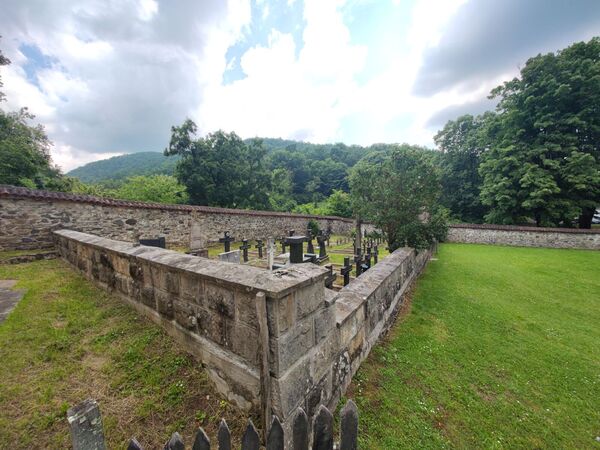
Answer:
[2,0,599,171]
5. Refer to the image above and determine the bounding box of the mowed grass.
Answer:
[351,243,600,449]
[0,258,250,449]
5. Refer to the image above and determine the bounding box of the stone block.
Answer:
[196,307,227,346]
[180,273,202,303]
[140,286,156,309]
[156,289,174,319]
[313,304,335,344]
[230,322,259,366]
[234,291,258,329]
[165,271,180,295]
[295,281,325,320]
[270,358,311,418]
[206,284,235,319]
[173,299,196,329]
[270,316,314,375]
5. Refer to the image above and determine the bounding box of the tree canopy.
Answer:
[436,37,600,228]
[165,120,270,209]
[349,145,448,250]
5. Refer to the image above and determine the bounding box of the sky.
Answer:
[1,0,599,171]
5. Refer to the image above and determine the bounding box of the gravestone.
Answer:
[67,399,106,450]
[306,228,315,254]
[255,239,264,258]
[239,239,251,263]
[219,250,241,264]
[266,238,275,270]
[139,237,165,248]
[316,231,328,262]
[189,223,209,257]
[219,231,235,253]
[285,235,306,264]
[341,257,352,286]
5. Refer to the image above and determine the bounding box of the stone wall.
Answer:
[53,229,432,447]
[54,229,328,412]
[0,186,354,251]
[448,223,600,250]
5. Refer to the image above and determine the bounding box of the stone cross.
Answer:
[219,231,235,253]
[255,239,264,258]
[239,239,251,263]
[279,236,287,254]
[266,238,275,270]
[317,231,327,259]
[341,256,352,286]
[306,227,315,254]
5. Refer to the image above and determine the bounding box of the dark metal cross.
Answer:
[239,239,251,262]
[341,256,352,286]
[354,253,363,276]
[255,239,264,258]
[373,245,379,264]
[219,231,235,252]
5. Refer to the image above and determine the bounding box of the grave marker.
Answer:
[341,257,352,286]
[239,239,251,263]
[219,231,235,253]
[255,239,264,259]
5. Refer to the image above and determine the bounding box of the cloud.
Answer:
[413,0,600,96]
[196,0,367,143]
[1,0,250,170]
[2,0,599,171]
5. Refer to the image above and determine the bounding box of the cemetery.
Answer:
[0,187,599,448]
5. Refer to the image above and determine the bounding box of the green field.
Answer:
[352,243,600,449]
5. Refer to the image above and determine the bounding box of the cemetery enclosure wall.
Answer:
[53,229,328,412]
[0,186,354,251]
[53,229,432,447]
[448,224,600,250]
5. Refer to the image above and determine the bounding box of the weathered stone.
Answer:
[270,316,314,375]
[206,285,235,319]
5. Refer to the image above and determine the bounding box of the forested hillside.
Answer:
[67,152,179,183]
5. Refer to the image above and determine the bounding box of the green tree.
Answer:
[479,38,600,227]
[435,113,492,222]
[165,120,270,209]
[349,146,448,250]
[115,175,188,204]
[0,42,70,190]
[325,189,352,217]
[269,168,297,211]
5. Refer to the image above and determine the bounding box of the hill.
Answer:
[68,152,179,183]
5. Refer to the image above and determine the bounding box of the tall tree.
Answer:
[165,120,270,209]
[349,146,448,250]
[116,175,188,204]
[434,113,492,223]
[0,44,71,190]
[479,38,600,227]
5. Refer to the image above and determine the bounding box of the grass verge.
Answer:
[351,243,600,449]
[0,257,250,449]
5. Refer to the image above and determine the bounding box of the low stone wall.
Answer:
[54,229,328,412]
[53,229,432,447]
[448,224,600,250]
[0,186,354,251]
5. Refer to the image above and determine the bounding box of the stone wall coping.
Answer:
[1,184,353,222]
[450,223,600,234]
[334,247,413,327]
[54,229,328,299]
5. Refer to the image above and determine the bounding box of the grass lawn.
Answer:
[0,258,250,449]
[351,243,600,449]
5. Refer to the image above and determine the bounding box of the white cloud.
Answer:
[196,0,367,143]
